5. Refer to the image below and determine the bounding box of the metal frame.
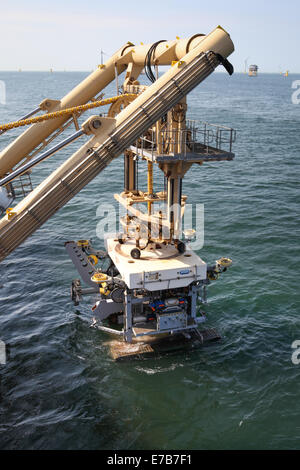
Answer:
[129,119,236,162]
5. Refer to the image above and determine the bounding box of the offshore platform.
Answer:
[248,64,258,76]
[0,26,236,359]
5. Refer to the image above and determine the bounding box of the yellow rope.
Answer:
[0,94,137,131]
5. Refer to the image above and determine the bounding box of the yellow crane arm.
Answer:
[0,26,234,262]
[0,32,223,178]
[0,94,136,131]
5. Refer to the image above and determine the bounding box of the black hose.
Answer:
[208,51,234,76]
[144,40,167,83]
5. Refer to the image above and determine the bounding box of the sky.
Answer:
[0,0,299,72]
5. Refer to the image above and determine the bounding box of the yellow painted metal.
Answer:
[217,25,229,34]
[0,95,137,132]
[107,94,137,118]
[91,272,108,283]
[77,239,89,247]
[0,26,234,262]
[0,32,230,177]
[6,208,16,220]
[0,42,131,177]
[113,27,234,125]
[147,161,153,214]
[88,254,98,265]
[99,287,110,296]
[216,257,232,268]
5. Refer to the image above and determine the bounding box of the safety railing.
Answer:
[133,120,236,160]
[186,120,236,153]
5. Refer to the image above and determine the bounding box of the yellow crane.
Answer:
[0,26,236,358]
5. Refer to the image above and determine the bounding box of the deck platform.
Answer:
[129,144,234,163]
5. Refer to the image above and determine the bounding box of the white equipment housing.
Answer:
[106,237,207,291]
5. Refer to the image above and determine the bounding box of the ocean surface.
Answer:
[0,70,299,450]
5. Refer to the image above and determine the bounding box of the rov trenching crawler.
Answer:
[0,26,236,359]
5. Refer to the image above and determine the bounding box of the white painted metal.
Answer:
[105,236,207,291]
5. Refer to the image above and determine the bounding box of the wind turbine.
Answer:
[244,57,250,74]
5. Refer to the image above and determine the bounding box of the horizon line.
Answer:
[0,70,298,74]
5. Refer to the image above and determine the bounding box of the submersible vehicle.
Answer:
[0,26,236,359]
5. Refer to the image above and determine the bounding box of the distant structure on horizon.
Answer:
[279,66,289,77]
[248,64,258,77]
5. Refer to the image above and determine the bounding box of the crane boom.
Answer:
[0,26,234,262]
[0,35,214,178]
